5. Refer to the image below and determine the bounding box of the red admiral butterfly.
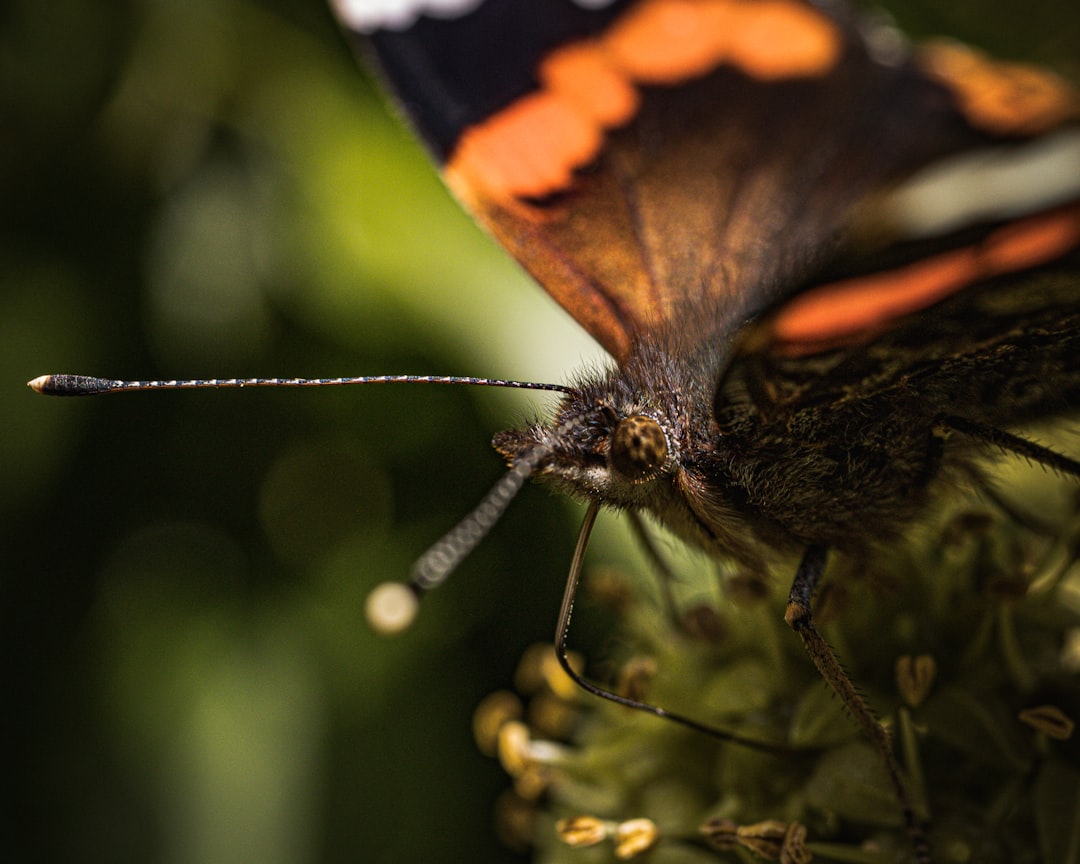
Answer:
[334,0,1080,857]
[30,0,1080,860]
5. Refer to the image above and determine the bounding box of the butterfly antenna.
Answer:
[366,438,558,634]
[27,373,572,396]
[28,369,575,634]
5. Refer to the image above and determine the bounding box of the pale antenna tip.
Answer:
[27,375,52,393]
[365,582,419,635]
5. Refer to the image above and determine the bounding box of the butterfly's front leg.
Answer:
[784,545,931,864]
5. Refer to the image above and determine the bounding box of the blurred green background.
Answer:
[3,2,605,862]
[2,1,1077,864]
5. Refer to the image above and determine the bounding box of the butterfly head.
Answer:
[493,378,686,510]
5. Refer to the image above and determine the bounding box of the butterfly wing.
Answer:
[338,0,1079,364]
[722,223,1080,418]
[724,129,1080,428]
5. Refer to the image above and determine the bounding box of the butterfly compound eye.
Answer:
[609,415,668,482]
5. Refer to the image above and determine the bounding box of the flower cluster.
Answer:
[477,482,1080,863]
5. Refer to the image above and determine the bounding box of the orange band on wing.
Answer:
[768,202,1080,357]
[539,42,640,127]
[446,0,841,201]
[918,41,1080,136]
[452,92,604,201]
[607,0,838,82]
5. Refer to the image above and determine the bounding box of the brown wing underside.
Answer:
[445,12,990,362]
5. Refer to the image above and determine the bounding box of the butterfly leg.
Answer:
[785,545,930,864]
[626,510,681,624]
[555,502,793,751]
[939,415,1080,479]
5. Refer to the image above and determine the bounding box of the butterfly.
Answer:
[31,0,1080,859]
[334,0,1080,858]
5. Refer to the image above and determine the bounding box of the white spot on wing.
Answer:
[876,128,1080,238]
[331,0,483,33]
[857,10,909,67]
[333,0,620,33]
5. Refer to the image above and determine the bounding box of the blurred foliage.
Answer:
[2,2,1077,864]
[3,2,598,863]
